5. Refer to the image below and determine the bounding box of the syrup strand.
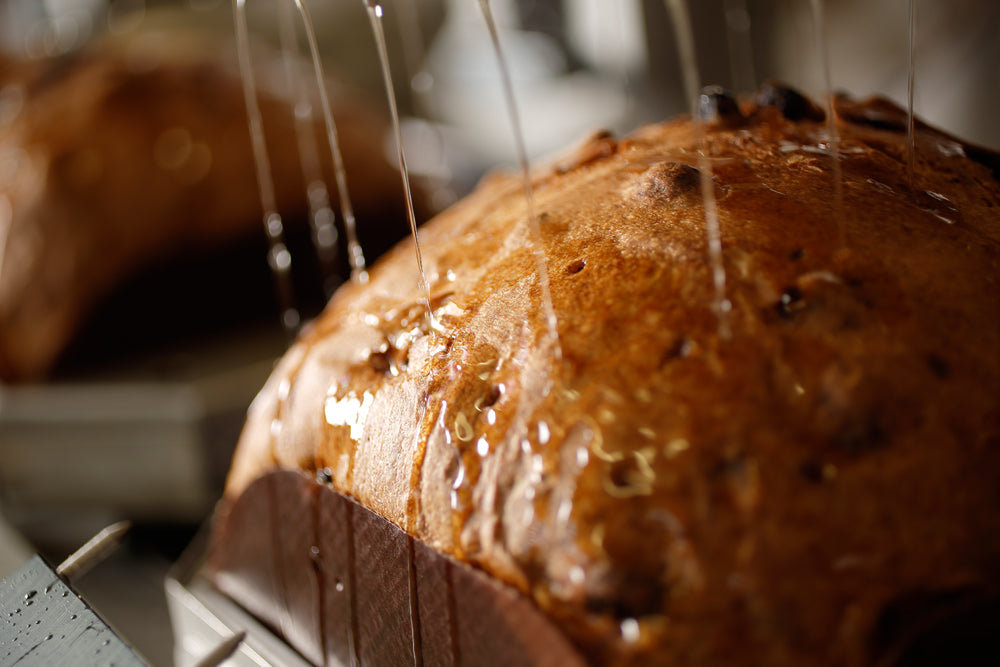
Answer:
[276,0,342,298]
[233,0,300,332]
[477,0,562,361]
[906,0,917,187]
[363,1,434,325]
[722,0,756,93]
[291,0,368,283]
[808,0,845,248]
[663,0,731,336]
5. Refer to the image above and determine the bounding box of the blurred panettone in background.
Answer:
[0,22,430,383]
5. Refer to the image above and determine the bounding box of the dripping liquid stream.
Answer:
[476,0,563,528]
[292,0,368,282]
[363,12,436,634]
[808,0,846,248]
[276,0,342,298]
[477,0,561,362]
[233,0,300,332]
[364,1,434,325]
[663,0,731,336]
[906,0,917,187]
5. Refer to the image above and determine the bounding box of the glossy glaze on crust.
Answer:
[221,88,1000,665]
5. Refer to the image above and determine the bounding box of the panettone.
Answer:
[207,84,1000,666]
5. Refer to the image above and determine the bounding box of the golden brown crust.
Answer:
[223,89,1000,664]
[0,35,416,381]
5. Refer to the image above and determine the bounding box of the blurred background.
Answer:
[0,0,997,664]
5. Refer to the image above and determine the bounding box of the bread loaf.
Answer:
[208,84,1000,665]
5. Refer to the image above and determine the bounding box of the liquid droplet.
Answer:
[294,0,369,281]
[538,420,551,445]
[364,0,435,326]
[478,0,562,360]
[621,617,641,643]
[275,1,342,297]
[808,0,846,247]
[454,411,474,442]
[918,190,960,225]
[232,2,300,333]
[663,0,730,335]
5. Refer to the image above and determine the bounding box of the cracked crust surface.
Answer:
[220,91,1000,665]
